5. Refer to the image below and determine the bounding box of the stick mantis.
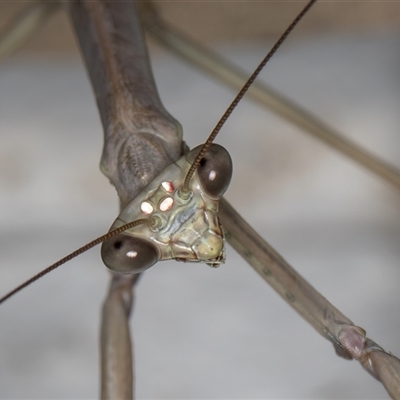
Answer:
[0,1,400,393]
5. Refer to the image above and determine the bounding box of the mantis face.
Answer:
[101,144,232,273]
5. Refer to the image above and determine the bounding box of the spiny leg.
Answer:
[220,198,400,399]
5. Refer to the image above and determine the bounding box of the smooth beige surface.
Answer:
[1,1,400,56]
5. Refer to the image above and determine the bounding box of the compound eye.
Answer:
[195,144,232,199]
[101,233,160,274]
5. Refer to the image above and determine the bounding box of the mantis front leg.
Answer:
[66,1,183,397]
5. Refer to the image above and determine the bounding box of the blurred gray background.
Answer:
[1,2,400,399]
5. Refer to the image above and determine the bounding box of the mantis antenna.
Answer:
[0,219,154,305]
[181,0,317,195]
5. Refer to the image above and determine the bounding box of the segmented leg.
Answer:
[101,274,139,400]
[220,198,400,398]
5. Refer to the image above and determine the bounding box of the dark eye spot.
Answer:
[101,233,160,274]
[197,144,232,199]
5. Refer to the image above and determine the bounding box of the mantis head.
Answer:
[101,144,232,273]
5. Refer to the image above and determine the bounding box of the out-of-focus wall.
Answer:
[1,2,400,56]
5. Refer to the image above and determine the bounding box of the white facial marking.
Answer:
[126,251,138,258]
[162,181,174,193]
[159,197,174,212]
[209,170,217,181]
[141,201,154,215]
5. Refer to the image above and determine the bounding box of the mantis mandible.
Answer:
[0,0,400,398]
